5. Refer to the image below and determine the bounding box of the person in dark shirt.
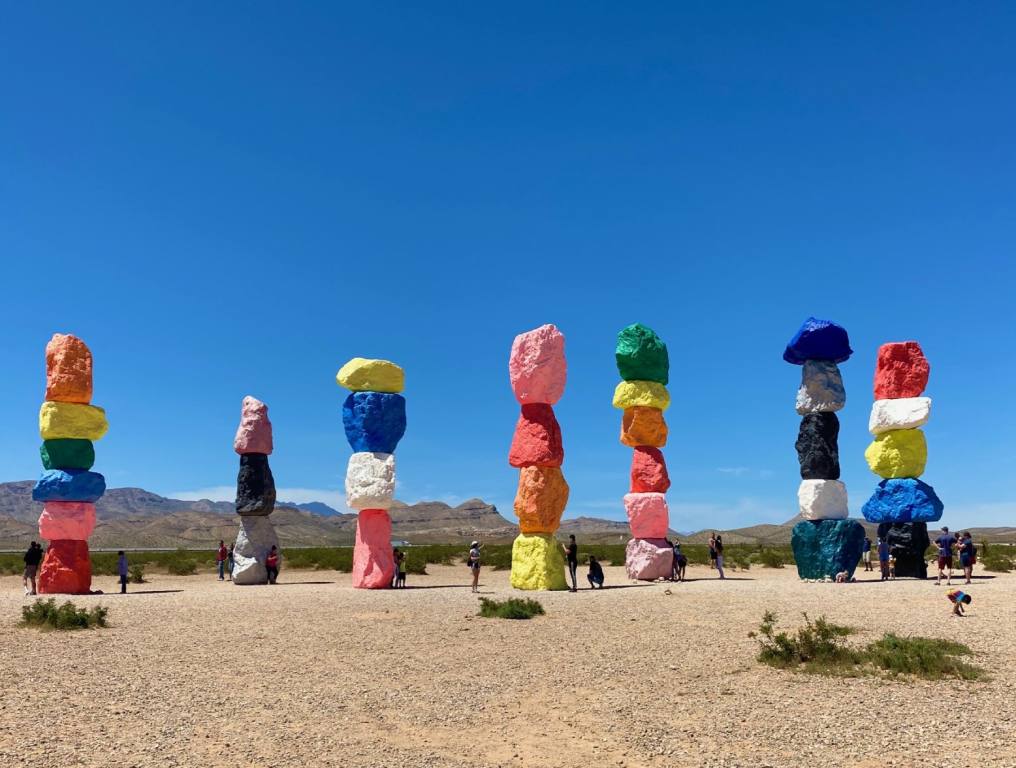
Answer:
[117,550,129,594]
[958,532,975,585]
[862,537,873,572]
[563,535,578,592]
[672,540,687,582]
[587,555,604,589]
[877,537,890,580]
[934,526,957,586]
[265,546,280,584]
[23,541,43,596]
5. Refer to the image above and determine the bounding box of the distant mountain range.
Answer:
[3,481,1015,549]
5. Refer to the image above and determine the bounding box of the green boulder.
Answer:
[615,323,669,384]
[40,439,95,470]
[791,518,865,580]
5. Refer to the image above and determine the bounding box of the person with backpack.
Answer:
[22,541,43,596]
[467,541,481,593]
[216,539,228,581]
[265,546,280,584]
[958,532,976,585]
[563,535,578,593]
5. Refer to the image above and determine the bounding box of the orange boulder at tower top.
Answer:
[45,333,93,404]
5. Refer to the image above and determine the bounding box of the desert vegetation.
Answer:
[21,598,108,631]
[478,596,545,619]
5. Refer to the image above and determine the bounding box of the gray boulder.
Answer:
[232,515,280,585]
[795,360,845,415]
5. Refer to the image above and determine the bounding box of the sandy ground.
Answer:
[1,563,1014,768]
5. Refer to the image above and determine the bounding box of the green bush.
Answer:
[167,558,197,575]
[754,549,785,568]
[21,599,108,630]
[129,564,146,584]
[865,634,984,680]
[478,597,545,620]
[980,551,1013,573]
[751,611,857,671]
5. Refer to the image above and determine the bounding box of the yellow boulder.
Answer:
[864,429,927,479]
[510,533,568,591]
[612,380,670,410]
[336,358,405,393]
[39,401,108,441]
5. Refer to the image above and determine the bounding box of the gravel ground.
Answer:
[1,563,1013,768]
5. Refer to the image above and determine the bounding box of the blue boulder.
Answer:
[783,317,853,365]
[32,469,106,503]
[342,392,407,453]
[862,478,943,524]
[791,518,865,579]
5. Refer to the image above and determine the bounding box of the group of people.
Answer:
[21,540,131,595]
[861,526,976,585]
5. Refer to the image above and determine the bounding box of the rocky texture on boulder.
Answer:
[45,333,93,404]
[352,508,395,589]
[624,537,674,580]
[32,469,106,503]
[795,412,840,480]
[38,401,108,441]
[336,358,405,394]
[797,479,848,520]
[612,380,670,411]
[783,317,853,365]
[342,392,407,454]
[38,539,92,594]
[510,532,569,590]
[877,521,930,579]
[344,452,396,510]
[514,466,569,534]
[508,404,563,468]
[791,519,866,580]
[40,439,95,470]
[39,502,96,541]
[232,514,281,585]
[233,396,274,455]
[623,493,669,538]
[868,397,931,435]
[630,447,670,493]
[873,341,930,400]
[234,453,277,516]
[508,324,567,406]
[862,478,944,524]
[864,429,927,479]
[615,323,669,385]
[620,407,668,448]
[795,360,845,414]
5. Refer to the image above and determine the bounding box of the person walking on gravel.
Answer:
[959,532,975,585]
[22,541,42,596]
[877,537,890,581]
[714,535,726,579]
[935,526,957,586]
[216,540,228,581]
[468,541,481,593]
[563,535,578,592]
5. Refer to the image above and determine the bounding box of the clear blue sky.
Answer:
[2,3,1014,529]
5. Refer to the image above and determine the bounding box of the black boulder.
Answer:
[235,453,276,516]
[795,413,840,480]
[878,522,930,579]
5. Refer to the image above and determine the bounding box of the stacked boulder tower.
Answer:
[613,323,673,581]
[784,318,865,580]
[231,396,279,585]
[33,333,108,594]
[508,324,568,591]
[337,358,406,589]
[862,342,939,579]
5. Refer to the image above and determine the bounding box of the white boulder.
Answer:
[868,397,931,435]
[232,515,280,585]
[798,479,848,520]
[795,361,845,415]
[345,451,396,510]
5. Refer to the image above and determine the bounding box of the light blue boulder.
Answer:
[862,478,943,524]
[32,469,106,503]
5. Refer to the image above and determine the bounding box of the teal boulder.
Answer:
[615,323,669,384]
[40,439,95,470]
[791,518,865,579]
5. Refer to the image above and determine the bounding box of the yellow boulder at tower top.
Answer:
[39,401,108,441]
[612,380,670,411]
[511,533,568,591]
[336,358,405,393]
[864,429,927,479]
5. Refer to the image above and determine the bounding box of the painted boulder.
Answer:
[508,324,567,405]
[40,439,95,470]
[797,479,848,520]
[795,412,840,480]
[864,430,927,479]
[620,407,668,448]
[45,333,93,404]
[630,446,671,493]
[38,502,97,540]
[877,522,930,579]
[791,519,865,580]
[783,317,852,365]
[345,451,396,510]
[38,539,92,594]
[862,478,943,524]
[873,341,930,400]
[39,401,108,441]
[32,469,106,503]
[625,537,674,580]
[336,358,405,394]
[232,515,280,585]
[233,396,273,455]
[615,323,669,385]
[514,466,569,534]
[235,453,277,516]
[510,532,568,590]
[868,397,931,435]
[342,392,407,453]
[624,493,670,539]
[612,381,670,411]
[795,360,845,414]
[508,403,564,468]
[352,509,395,589]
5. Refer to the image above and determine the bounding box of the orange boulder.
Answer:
[45,334,93,404]
[621,407,668,448]
[38,539,92,594]
[514,466,569,534]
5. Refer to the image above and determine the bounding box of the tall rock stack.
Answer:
[34,333,108,594]
[784,318,865,580]
[337,358,406,589]
[232,396,279,585]
[613,323,674,581]
[862,342,939,579]
[508,325,568,591]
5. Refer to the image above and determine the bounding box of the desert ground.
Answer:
[1,563,1014,768]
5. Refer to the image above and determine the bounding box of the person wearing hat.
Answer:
[934,526,957,586]
[467,541,481,593]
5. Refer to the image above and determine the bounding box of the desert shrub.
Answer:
[90,552,120,576]
[167,558,197,575]
[129,564,146,584]
[21,599,108,630]
[729,550,752,570]
[480,546,514,571]
[478,597,545,620]
[865,634,984,680]
[980,550,1013,573]
[754,549,785,568]
[751,611,857,671]
[0,554,22,575]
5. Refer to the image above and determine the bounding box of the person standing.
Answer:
[958,532,975,585]
[672,540,687,582]
[708,534,717,570]
[396,550,407,588]
[226,544,235,581]
[714,534,726,580]
[467,540,481,593]
[22,541,43,596]
[862,537,873,572]
[216,539,228,581]
[265,545,280,584]
[877,537,890,581]
[563,535,578,593]
[587,555,604,589]
[117,550,128,594]
[934,526,957,586]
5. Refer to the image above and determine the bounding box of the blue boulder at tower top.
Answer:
[862,478,944,524]
[32,469,106,503]
[783,317,853,365]
[342,392,407,453]
[791,518,865,579]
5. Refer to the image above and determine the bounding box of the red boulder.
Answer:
[630,447,671,493]
[38,539,92,594]
[874,342,930,399]
[508,404,564,468]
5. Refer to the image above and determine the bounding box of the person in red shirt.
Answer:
[265,546,280,584]
[216,540,228,581]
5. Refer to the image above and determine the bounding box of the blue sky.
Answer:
[2,2,1014,529]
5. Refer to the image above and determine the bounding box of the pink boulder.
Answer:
[508,324,567,405]
[508,403,564,468]
[623,493,670,538]
[233,396,273,455]
[874,342,930,400]
[625,537,674,581]
[352,509,395,589]
[630,447,671,493]
[39,502,96,540]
